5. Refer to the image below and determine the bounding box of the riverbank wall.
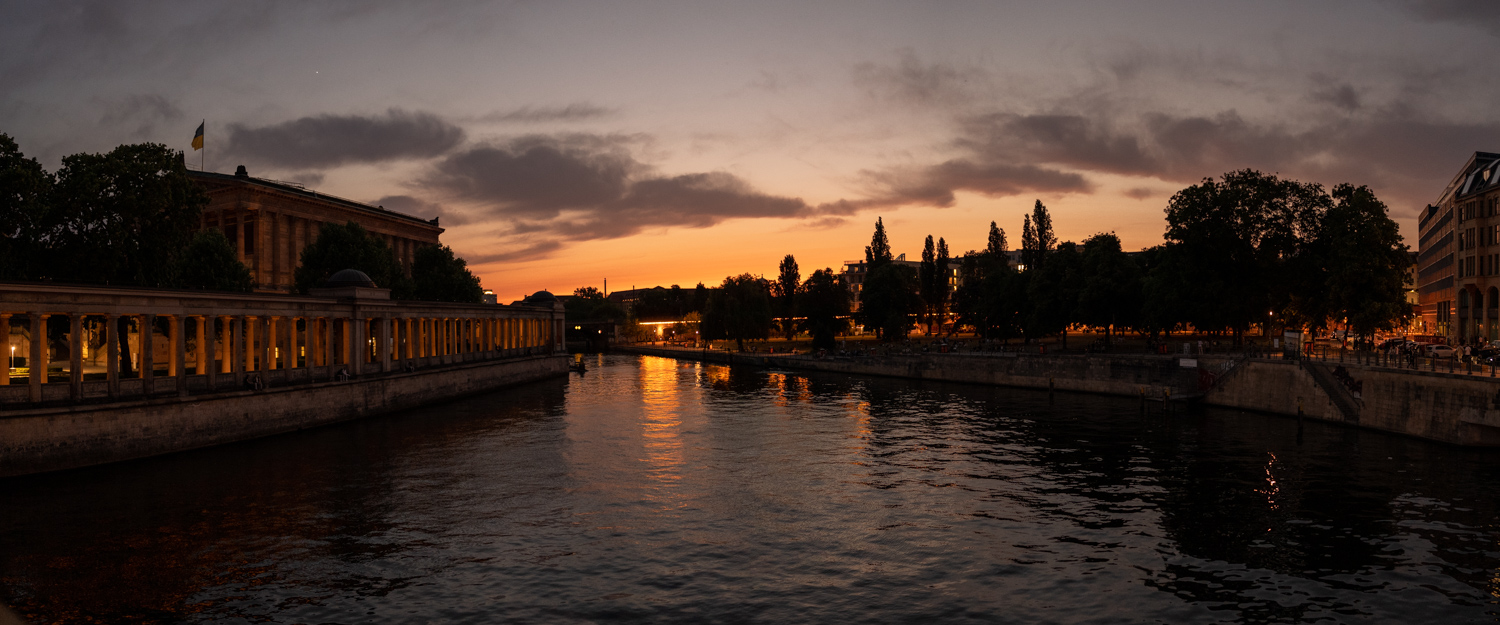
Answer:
[0,354,568,477]
[620,345,1500,447]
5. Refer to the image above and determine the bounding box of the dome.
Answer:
[323,269,377,288]
[524,290,557,304]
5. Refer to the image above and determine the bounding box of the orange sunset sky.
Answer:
[6,1,1500,301]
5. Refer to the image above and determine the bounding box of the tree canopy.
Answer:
[174,229,254,292]
[411,244,483,303]
[800,268,850,349]
[701,274,772,350]
[293,221,415,298]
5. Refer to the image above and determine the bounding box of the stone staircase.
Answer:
[1300,360,1362,423]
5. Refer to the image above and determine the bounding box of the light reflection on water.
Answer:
[0,353,1498,624]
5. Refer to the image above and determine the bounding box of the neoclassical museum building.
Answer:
[190,165,444,293]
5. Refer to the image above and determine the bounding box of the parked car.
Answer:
[1425,344,1456,358]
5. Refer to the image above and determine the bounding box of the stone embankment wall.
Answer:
[0,354,567,477]
[622,346,1500,446]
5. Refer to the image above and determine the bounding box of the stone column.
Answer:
[199,316,215,389]
[167,315,180,377]
[243,316,257,374]
[29,313,46,402]
[69,313,83,401]
[289,317,301,370]
[173,315,188,396]
[348,315,364,375]
[140,314,155,395]
[106,314,119,398]
[403,318,414,360]
[0,312,10,386]
[220,316,233,374]
[258,316,271,378]
[379,317,392,373]
[232,316,246,381]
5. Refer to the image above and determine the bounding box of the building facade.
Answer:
[191,166,444,294]
[1419,152,1500,343]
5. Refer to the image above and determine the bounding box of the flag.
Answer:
[191,121,204,151]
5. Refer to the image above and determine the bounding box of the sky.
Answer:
[4,1,1499,301]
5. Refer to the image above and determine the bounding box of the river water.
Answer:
[1,354,1498,624]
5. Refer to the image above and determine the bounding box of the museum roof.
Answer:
[189,166,442,230]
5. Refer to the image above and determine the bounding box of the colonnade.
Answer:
[1,284,564,406]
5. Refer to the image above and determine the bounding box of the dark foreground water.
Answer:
[2,354,1499,624]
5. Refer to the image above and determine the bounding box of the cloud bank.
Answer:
[226,108,465,169]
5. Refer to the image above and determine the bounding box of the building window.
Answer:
[225,224,237,250]
[243,222,256,255]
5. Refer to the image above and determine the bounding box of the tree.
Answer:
[986,221,1007,257]
[172,229,253,292]
[566,286,626,323]
[0,134,52,281]
[46,142,207,286]
[411,244,483,303]
[293,221,415,298]
[859,263,921,341]
[800,268,850,350]
[919,235,938,333]
[1307,184,1411,342]
[934,237,952,332]
[864,217,893,272]
[1021,200,1055,273]
[776,254,800,340]
[1164,169,1329,344]
[701,274,772,351]
[1026,241,1081,346]
[1075,233,1142,342]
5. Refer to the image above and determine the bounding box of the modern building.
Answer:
[190,166,444,294]
[1419,151,1500,343]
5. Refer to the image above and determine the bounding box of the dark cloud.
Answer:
[417,134,815,243]
[938,104,1500,213]
[853,48,986,107]
[371,194,466,225]
[96,94,183,138]
[1310,82,1362,113]
[1397,0,1500,35]
[1122,187,1155,200]
[477,103,613,123]
[463,240,564,265]
[225,108,464,169]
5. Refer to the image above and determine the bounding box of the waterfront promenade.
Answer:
[620,343,1500,447]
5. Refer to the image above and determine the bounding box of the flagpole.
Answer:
[201,119,205,172]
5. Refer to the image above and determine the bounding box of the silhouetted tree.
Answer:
[1306,184,1411,342]
[934,237,951,332]
[0,133,52,281]
[800,268,850,350]
[776,254,800,339]
[1164,169,1329,344]
[1026,241,1081,346]
[293,221,414,298]
[702,274,772,351]
[859,263,920,341]
[566,286,626,322]
[1075,233,1142,342]
[919,235,938,333]
[173,229,253,292]
[46,142,207,286]
[986,221,1007,257]
[411,244,483,302]
[864,217,893,272]
[1021,200,1055,273]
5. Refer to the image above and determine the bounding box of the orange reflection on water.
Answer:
[638,356,686,500]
